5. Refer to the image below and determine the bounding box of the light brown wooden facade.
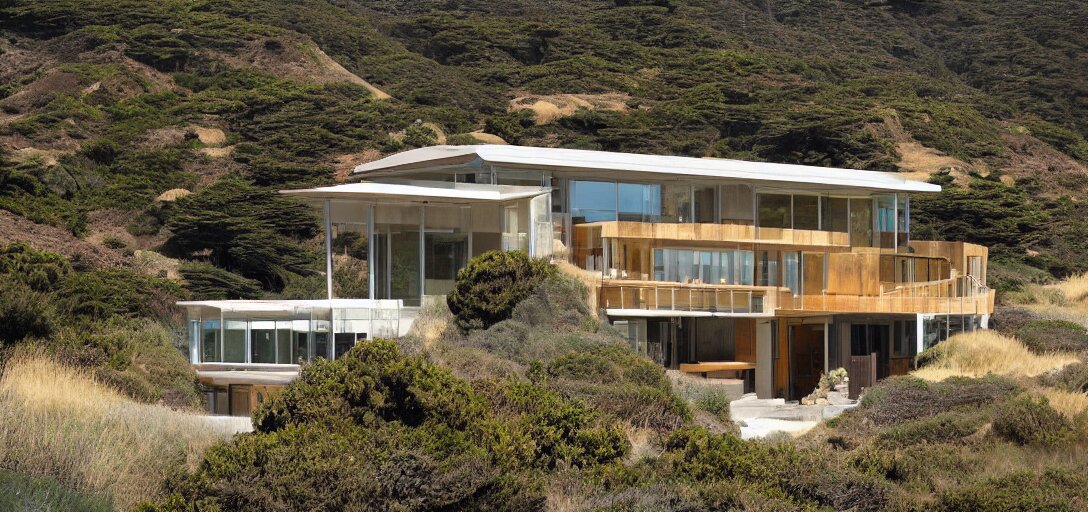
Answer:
[582,221,993,318]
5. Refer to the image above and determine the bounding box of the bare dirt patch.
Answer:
[331,149,382,181]
[189,126,226,146]
[509,92,631,124]
[998,131,1088,196]
[0,70,84,115]
[210,36,391,100]
[0,210,126,269]
[467,131,507,144]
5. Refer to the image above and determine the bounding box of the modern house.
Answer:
[182,145,993,414]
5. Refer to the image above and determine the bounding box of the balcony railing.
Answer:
[598,280,777,314]
[598,275,994,316]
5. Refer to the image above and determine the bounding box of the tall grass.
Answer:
[1054,273,1088,305]
[913,330,1078,381]
[0,352,227,510]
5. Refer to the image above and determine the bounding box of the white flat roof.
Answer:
[177,298,401,313]
[354,145,941,193]
[280,180,548,203]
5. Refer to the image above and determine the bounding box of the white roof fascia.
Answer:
[177,298,402,313]
[279,180,548,203]
[354,145,940,193]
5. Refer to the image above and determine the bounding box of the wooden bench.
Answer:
[680,361,756,393]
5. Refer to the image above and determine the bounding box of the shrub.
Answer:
[179,261,263,300]
[446,250,557,332]
[991,394,1073,446]
[1040,362,1088,393]
[853,376,1020,427]
[1016,319,1088,354]
[0,279,55,345]
[0,242,71,291]
[935,469,1088,511]
[58,270,183,319]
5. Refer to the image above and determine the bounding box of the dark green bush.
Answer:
[0,279,56,345]
[179,261,263,300]
[991,394,1073,446]
[1016,319,1088,354]
[854,376,1020,427]
[934,469,1088,512]
[446,250,557,332]
[58,270,183,319]
[1040,362,1088,393]
[0,242,71,291]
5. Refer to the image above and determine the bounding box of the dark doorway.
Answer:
[851,324,891,379]
[789,324,825,401]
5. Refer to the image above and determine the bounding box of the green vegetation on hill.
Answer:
[1,0,1087,300]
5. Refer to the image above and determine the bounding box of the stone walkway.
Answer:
[731,392,858,440]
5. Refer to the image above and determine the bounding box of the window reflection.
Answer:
[652,248,755,285]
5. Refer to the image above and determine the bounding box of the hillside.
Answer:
[1,0,1087,300]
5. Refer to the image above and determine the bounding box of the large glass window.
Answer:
[652,249,753,285]
[821,197,849,233]
[875,194,896,249]
[693,186,716,223]
[374,205,421,307]
[223,319,246,363]
[570,180,617,223]
[720,184,754,225]
[757,193,792,229]
[202,319,221,363]
[793,195,820,230]
[661,184,691,223]
[424,206,469,296]
[276,320,294,364]
[897,194,909,247]
[250,320,276,364]
[758,250,779,287]
[849,198,873,247]
[618,183,661,222]
[329,200,369,299]
[783,252,800,294]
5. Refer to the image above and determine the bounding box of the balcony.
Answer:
[588,221,851,248]
[598,280,779,315]
[597,275,994,316]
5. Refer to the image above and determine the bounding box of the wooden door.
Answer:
[789,325,825,401]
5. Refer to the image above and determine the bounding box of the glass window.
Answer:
[693,186,716,223]
[618,183,661,222]
[661,184,691,223]
[424,206,469,296]
[676,250,695,283]
[737,250,754,285]
[875,194,896,249]
[653,248,665,281]
[223,319,246,363]
[720,184,754,225]
[202,319,221,363]
[329,200,369,299]
[719,251,735,285]
[793,195,819,230]
[757,193,791,229]
[570,180,617,223]
[373,205,421,307]
[849,197,873,247]
[897,194,909,247]
[276,320,294,364]
[758,250,779,287]
[495,168,544,186]
[250,320,276,364]
[821,197,849,233]
[783,252,800,294]
[334,333,357,359]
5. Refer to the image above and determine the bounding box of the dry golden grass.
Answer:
[1054,272,1088,305]
[912,330,1078,381]
[0,352,228,510]
[1039,388,1088,419]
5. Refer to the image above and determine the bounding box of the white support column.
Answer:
[419,205,425,303]
[367,204,375,300]
[916,313,925,354]
[324,199,334,300]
